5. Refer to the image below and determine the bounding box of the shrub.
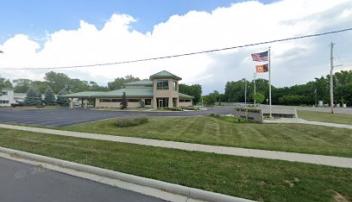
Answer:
[120,92,128,109]
[165,107,183,111]
[181,106,200,111]
[116,117,148,127]
[57,87,70,106]
[139,99,145,108]
[44,86,56,105]
[24,87,42,106]
[209,113,220,118]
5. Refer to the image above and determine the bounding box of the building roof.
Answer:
[125,80,153,86]
[65,88,194,99]
[178,93,194,99]
[65,87,154,98]
[149,70,182,80]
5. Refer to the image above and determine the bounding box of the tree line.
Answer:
[203,70,352,106]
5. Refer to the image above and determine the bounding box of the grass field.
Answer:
[62,116,352,157]
[298,110,352,125]
[0,128,351,202]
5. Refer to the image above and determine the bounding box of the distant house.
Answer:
[14,93,26,104]
[0,89,15,107]
[65,70,194,109]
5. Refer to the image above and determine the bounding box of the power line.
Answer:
[1,27,352,71]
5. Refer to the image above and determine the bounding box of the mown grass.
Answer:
[0,128,351,202]
[298,110,352,125]
[63,116,352,157]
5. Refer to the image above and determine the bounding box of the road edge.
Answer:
[0,146,253,202]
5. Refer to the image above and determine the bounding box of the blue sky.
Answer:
[0,0,351,93]
[0,0,275,43]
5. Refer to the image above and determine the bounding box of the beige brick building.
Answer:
[65,70,194,109]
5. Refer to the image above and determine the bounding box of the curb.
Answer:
[0,146,253,202]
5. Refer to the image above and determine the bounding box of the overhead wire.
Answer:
[0,27,352,70]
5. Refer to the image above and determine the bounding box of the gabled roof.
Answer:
[149,70,182,80]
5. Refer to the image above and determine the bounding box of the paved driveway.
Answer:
[0,107,234,127]
[0,157,163,202]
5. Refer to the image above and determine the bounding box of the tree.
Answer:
[203,91,220,106]
[56,87,70,106]
[108,75,140,90]
[0,77,12,90]
[179,84,202,104]
[45,71,107,93]
[45,71,71,93]
[31,81,50,94]
[278,95,305,106]
[254,92,265,104]
[120,92,128,109]
[24,87,42,106]
[13,79,32,93]
[44,86,56,105]
[88,81,109,91]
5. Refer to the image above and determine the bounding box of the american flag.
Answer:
[251,51,268,62]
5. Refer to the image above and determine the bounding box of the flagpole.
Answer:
[268,47,272,118]
[253,72,256,105]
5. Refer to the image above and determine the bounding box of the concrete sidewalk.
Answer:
[263,118,352,129]
[0,123,351,169]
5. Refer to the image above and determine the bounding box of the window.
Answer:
[157,80,169,90]
[179,99,191,103]
[173,81,178,91]
[100,99,122,102]
[1,91,8,96]
[0,100,9,104]
[127,99,139,102]
[100,99,111,102]
[145,99,151,105]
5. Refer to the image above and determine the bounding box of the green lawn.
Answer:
[62,116,352,157]
[0,128,351,202]
[298,110,352,125]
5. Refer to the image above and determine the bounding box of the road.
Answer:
[0,107,234,126]
[0,157,164,202]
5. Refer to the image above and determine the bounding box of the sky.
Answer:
[0,0,352,94]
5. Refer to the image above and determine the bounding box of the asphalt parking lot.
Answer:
[0,107,234,127]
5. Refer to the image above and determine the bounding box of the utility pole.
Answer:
[253,73,257,105]
[330,42,334,114]
[244,79,247,106]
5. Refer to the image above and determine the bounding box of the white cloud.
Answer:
[0,0,351,93]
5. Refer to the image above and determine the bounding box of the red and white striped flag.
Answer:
[251,51,268,62]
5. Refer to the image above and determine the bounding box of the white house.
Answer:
[0,89,16,107]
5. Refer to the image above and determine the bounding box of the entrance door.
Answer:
[157,98,169,108]
[173,98,177,107]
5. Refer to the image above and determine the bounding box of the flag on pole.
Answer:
[256,64,269,73]
[251,51,268,62]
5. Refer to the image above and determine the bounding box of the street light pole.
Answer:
[329,42,334,114]
[243,78,248,120]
